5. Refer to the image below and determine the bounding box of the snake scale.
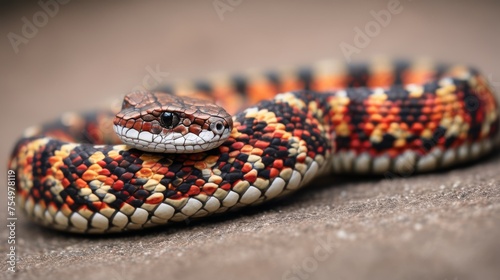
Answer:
[9,59,500,234]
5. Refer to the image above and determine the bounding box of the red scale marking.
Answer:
[202,185,217,195]
[243,171,257,183]
[187,185,201,196]
[165,171,176,178]
[220,182,232,190]
[156,167,169,174]
[231,142,244,150]
[181,167,193,173]
[296,154,306,163]
[98,169,111,176]
[126,197,136,204]
[76,164,87,171]
[43,190,52,199]
[62,178,70,188]
[71,156,82,164]
[186,175,199,181]
[195,179,205,186]
[146,195,163,204]
[112,180,124,191]
[169,193,182,199]
[120,172,134,180]
[363,141,372,149]
[269,168,279,178]
[241,163,253,173]
[92,201,104,210]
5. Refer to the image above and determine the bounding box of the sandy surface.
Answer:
[1,1,500,279]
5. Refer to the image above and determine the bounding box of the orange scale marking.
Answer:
[104,177,114,186]
[142,161,158,169]
[55,170,64,180]
[370,114,383,122]
[65,196,74,206]
[202,185,217,195]
[81,171,96,181]
[48,157,60,166]
[241,145,253,153]
[195,179,205,186]
[137,168,153,177]
[112,155,123,161]
[146,194,164,204]
[75,179,88,189]
[194,161,207,170]
[251,148,263,156]
[241,162,253,173]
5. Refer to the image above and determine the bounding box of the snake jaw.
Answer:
[113,124,231,153]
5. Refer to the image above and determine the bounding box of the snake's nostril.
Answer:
[211,121,225,134]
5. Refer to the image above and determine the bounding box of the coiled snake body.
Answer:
[9,60,500,233]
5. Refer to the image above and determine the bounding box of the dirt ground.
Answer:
[1,1,500,279]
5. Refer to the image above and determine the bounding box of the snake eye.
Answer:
[160,112,180,128]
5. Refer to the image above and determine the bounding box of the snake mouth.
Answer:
[113,124,231,153]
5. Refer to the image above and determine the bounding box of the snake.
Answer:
[9,59,500,234]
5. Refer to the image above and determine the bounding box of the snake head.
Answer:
[113,91,233,153]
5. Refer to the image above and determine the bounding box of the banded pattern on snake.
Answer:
[9,59,500,233]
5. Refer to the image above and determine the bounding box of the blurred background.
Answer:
[1,1,500,279]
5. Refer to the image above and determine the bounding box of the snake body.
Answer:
[9,60,500,233]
